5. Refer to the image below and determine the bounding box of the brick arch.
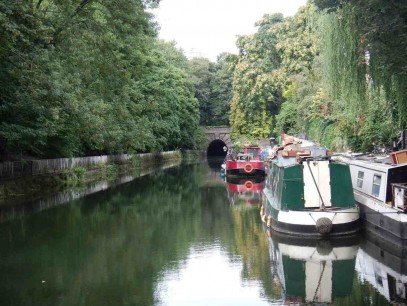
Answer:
[204,127,233,150]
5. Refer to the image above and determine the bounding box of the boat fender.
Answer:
[244,180,253,190]
[266,215,272,228]
[315,217,332,234]
[243,163,254,173]
[261,214,267,223]
[316,240,333,255]
[260,206,267,222]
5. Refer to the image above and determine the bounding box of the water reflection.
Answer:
[156,244,270,306]
[207,156,225,171]
[0,163,277,306]
[225,176,265,207]
[356,233,407,304]
[1,161,405,305]
[267,231,359,304]
[0,160,181,223]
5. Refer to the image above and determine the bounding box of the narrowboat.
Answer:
[225,176,265,207]
[339,149,407,246]
[261,135,360,237]
[268,232,359,304]
[356,232,407,303]
[224,145,265,177]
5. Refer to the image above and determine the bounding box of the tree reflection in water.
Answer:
[0,163,394,305]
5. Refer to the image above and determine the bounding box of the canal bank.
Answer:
[0,150,205,208]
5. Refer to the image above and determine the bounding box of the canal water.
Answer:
[0,161,404,305]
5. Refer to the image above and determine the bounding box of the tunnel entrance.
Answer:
[207,139,228,157]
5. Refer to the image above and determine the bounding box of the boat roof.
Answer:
[336,155,407,172]
[244,145,261,149]
[272,138,332,167]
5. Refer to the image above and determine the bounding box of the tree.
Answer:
[230,7,316,140]
[208,53,236,126]
[0,0,202,159]
[188,57,215,126]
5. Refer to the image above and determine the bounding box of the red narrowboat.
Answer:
[225,146,266,177]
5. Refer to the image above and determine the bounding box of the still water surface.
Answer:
[0,161,404,305]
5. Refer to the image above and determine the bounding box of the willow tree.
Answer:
[271,5,323,140]
[314,0,407,150]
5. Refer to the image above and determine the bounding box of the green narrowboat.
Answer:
[261,135,360,237]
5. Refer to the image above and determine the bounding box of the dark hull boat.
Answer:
[339,149,407,247]
[262,135,360,237]
[225,146,265,177]
[356,231,407,304]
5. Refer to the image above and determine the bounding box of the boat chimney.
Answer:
[402,130,406,150]
[393,138,398,152]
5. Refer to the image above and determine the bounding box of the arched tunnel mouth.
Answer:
[207,139,228,158]
[207,139,228,170]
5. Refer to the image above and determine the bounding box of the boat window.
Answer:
[372,174,382,197]
[356,171,364,188]
[246,148,259,158]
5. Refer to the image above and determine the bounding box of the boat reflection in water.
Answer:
[225,176,265,207]
[267,230,359,304]
[356,233,407,304]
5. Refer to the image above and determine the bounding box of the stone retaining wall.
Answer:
[0,151,180,181]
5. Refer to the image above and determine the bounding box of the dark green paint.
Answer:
[332,259,356,297]
[282,256,306,298]
[329,163,355,208]
[266,163,305,212]
[282,165,304,210]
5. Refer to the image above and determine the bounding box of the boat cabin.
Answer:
[242,146,261,161]
[348,159,407,211]
[267,159,355,211]
[266,137,353,210]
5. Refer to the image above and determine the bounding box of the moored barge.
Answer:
[339,149,407,246]
[225,145,265,177]
[262,135,360,237]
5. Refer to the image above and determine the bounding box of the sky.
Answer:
[152,0,307,61]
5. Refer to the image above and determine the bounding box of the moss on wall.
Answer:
[0,151,189,206]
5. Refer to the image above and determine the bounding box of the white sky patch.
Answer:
[151,0,307,61]
[155,246,271,305]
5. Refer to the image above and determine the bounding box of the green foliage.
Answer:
[252,1,406,151]
[62,166,88,186]
[189,57,215,126]
[188,54,235,127]
[209,53,236,126]
[131,156,142,169]
[105,164,117,178]
[232,137,260,153]
[313,0,340,11]
[314,0,407,149]
[230,7,317,140]
[192,127,208,150]
[0,0,201,159]
[72,166,86,180]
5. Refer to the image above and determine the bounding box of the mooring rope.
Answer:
[312,261,327,303]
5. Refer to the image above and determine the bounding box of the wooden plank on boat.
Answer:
[390,150,407,164]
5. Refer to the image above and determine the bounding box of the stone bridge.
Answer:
[203,127,232,156]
